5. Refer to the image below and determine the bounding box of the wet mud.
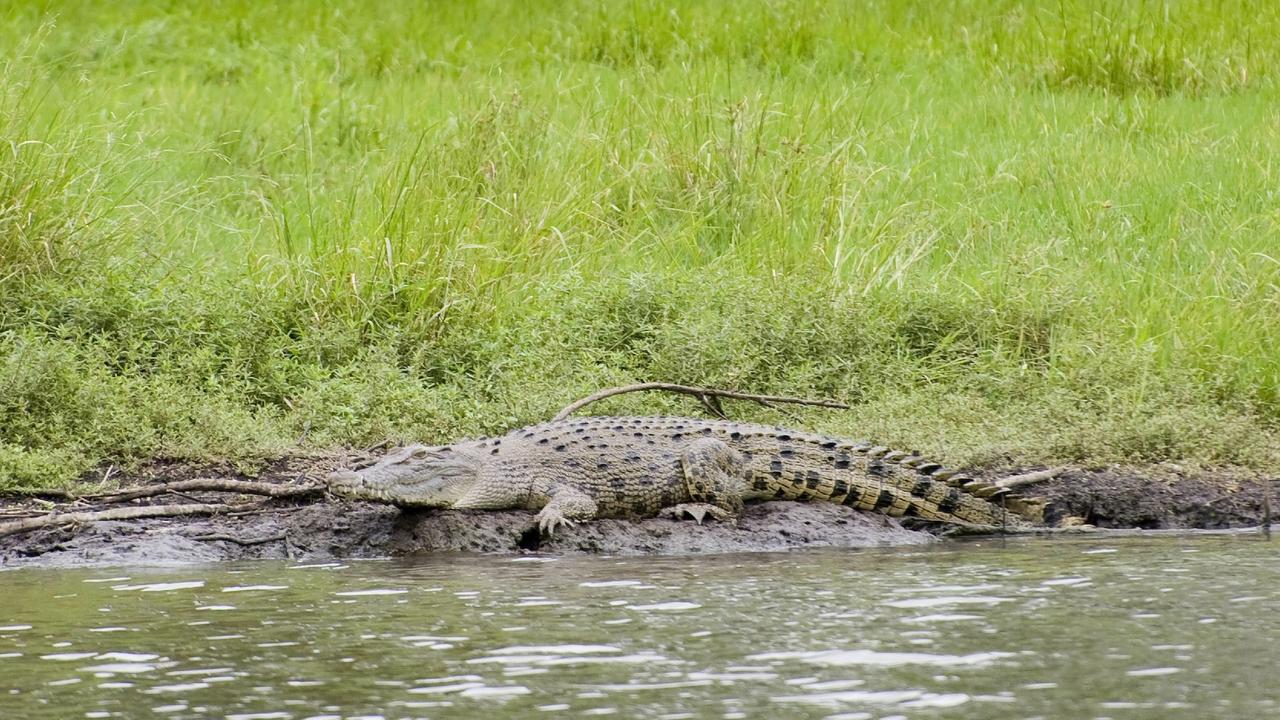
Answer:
[0,501,930,569]
[1,458,1273,568]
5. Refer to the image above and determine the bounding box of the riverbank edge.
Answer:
[0,454,1273,568]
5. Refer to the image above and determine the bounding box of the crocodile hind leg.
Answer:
[659,438,747,524]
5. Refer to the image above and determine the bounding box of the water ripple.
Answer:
[881,595,1011,609]
[332,588,408,596]
[628,601,701,611]
[111,581,204,592]
[749,649,1015,667]
[3,536,1277,718]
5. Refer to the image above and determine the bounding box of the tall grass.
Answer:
[1,0,1278,487]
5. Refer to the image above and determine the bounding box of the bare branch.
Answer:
[0,504,234,538]
[553,383,849,422]
[89,479,321,504]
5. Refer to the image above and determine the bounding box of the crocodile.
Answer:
[327,416,1046,534]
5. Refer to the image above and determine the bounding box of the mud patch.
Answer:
[1,460,1273,568]
[0,501,929,569]
[1031,467,1274,529]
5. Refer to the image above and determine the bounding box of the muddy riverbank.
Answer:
[0,457,1273,568]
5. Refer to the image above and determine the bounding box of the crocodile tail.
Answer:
[757,469,1027,528]
[745,436,1047,526]
[860,448,1049,526]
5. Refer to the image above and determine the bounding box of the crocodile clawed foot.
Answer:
[659,503,735,525]
[535,509,577,537]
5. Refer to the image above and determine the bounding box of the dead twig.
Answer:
[995,467,1068,491]
[552,382,849,422]
[161,490,201,504]
[89,479,322,504]
[0,504,234,538]
[227,500,279,517]
[189,532,288,546]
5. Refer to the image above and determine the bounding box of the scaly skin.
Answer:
[328,416,1045,533]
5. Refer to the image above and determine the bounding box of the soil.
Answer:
[1,456,1274,568]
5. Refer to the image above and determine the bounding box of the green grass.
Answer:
[2,0,1279,489]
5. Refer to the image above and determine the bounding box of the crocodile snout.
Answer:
[327,469,364,492]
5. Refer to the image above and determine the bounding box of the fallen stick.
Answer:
[0,503,233,538]
[227,500,278,517]
[0,511,47,520]
[90,479,321,504]
[995,467,1068,491]
[553,382,849,422]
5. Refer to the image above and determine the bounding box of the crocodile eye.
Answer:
[410,447,430,458]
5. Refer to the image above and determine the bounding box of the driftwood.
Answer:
[0,479,321,539]
[553,382,849,422]
[0,503,234,538]
[89,479,321,503]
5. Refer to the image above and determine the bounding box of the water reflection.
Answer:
[0,535,1276,718]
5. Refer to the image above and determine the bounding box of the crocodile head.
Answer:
[327,444,481,508]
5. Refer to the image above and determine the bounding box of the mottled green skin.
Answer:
[328,416,1043,533]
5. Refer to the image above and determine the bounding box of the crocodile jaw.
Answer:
[327,444,480,508]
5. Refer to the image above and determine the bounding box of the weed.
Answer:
[0,1,1277,488]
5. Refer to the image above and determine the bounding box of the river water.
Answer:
[1,534,1276,719]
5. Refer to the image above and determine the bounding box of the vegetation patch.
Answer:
[1,1,1277,489]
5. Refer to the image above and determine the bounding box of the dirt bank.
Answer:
[0,458,1273,568]
[0,500,936,569]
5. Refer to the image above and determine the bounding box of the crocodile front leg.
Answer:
[533,485,599,536]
